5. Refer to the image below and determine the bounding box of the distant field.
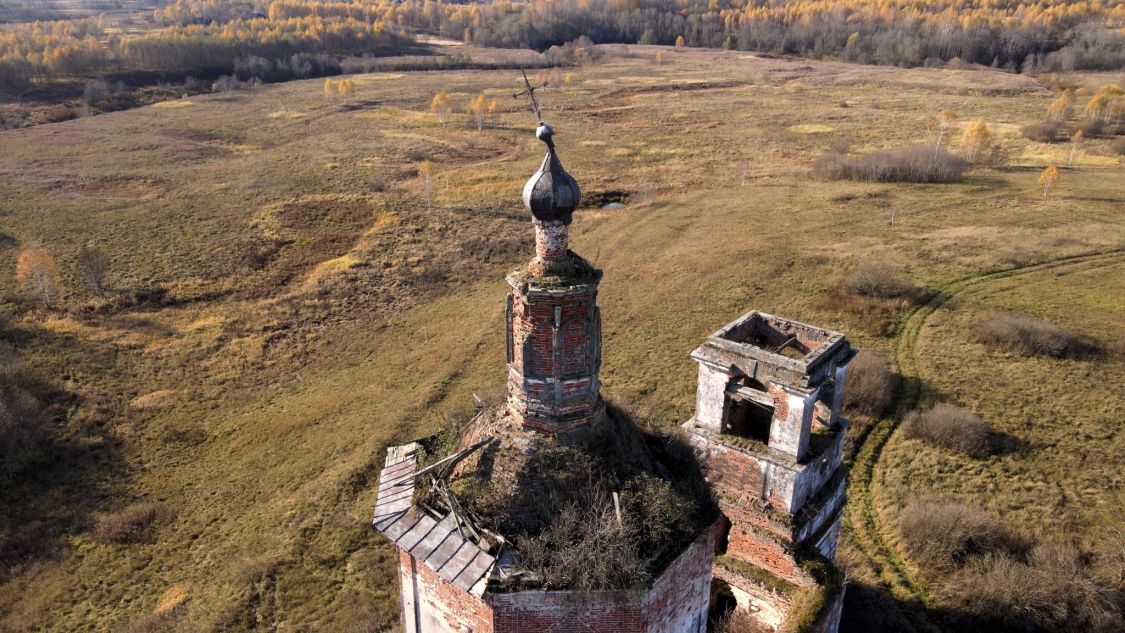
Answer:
[0,0,157,24]
[0,45,1122,631]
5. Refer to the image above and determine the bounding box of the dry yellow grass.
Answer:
[0,45,1120,632]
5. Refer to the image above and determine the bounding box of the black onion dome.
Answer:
[522,123,580,224]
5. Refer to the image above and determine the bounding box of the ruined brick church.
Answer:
[373,118,855,633]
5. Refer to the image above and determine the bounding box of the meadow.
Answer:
[0,44,1122,631]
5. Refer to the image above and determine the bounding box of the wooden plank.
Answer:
[385,442,421,467]
[375,487,414,508]
[378,462,416,489]
[452,550,495,592]
[397,515,437,551]
[426,523,467,570]
[383,512,421,542]
[409,517,456,561]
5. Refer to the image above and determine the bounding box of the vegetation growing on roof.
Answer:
[428,401,718,592]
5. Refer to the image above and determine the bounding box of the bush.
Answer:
[902,403,994,457]
[1021,120,1063,142]
[813,145,968,183]
[92,503,168,543]
[843,351,897,418]
[1075,118,1106,137]
[896,499,1025,573]
[714,610,772,633]
[844,262,920,300]
[976,313,1101,358]
[940,543,1123,633]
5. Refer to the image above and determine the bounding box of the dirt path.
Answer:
[844,248,1125,630]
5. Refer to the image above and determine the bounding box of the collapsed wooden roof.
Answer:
[372,442,496,596]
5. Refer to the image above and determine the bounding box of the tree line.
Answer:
[0,12,412,95]
[2,0,1122,97]
[259,0,1125,72]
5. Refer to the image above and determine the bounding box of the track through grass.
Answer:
[844,248,1125,630]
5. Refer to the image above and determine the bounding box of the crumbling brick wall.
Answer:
[398,548,493,633]
[396,525,716,632]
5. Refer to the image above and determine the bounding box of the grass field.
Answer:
[0,45,1122,631]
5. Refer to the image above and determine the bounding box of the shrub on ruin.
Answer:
[902,403,994,457]
[896,499,1025,574]
[1021,120,1063,142]
[517,485,649,590]
[813,145,968,183]
[92,502,169,543]
[842,351,897,419]
[844,262,919,301]
[448,404,717,592]
[976,313,1100,358]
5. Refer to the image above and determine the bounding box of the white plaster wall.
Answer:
[768,388,815,460]
[695,364,729,432]
[831,363,849,427]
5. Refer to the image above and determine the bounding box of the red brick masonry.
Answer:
[396,524,718,633]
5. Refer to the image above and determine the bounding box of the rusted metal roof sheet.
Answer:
[372,442,495,596]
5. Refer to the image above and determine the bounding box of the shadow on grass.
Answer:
[0,325,127,584]
[840,578,1008,633]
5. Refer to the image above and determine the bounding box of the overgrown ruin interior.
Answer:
[373,119,856,633]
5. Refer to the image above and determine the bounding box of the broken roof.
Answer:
[372,442,496,596]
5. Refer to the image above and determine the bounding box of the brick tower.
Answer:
[683,312,855,632]
[373,121,716,633]
[505,123,604,434]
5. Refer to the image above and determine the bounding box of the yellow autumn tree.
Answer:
[1047,90,1073,121]
[16,241,62,308]
[419,159,434,204]
[323,78,336,103]
[431,90,451,125]
[469,93,487,130]
[961,120,991,163]
[337,78,355,99]
[1038,164,1060,197]
[674,35,686,47]
[487,98,500,128]
[1083,93,1107,122]
[1068,130,1083,167]
[931,108,957,150]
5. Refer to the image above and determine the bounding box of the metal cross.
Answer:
[512,70,548,123]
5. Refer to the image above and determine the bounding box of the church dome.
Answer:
[522,123,581,224]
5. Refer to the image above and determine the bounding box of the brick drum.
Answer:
[397,527,717,633]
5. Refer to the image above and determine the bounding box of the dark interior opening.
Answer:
[726,397,773,443]
[715,516,731,555]
[708,579,738,629]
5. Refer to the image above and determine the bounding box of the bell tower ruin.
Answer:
[505,123,604,434]
[684,312,855,632]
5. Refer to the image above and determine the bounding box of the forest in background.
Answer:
[2,0,1124,100]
